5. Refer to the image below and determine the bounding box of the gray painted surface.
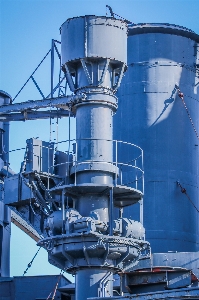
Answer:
[0,91,11,163]
[0,275,71,300]
[2,18,199,300]
[37,15,149,300]
[0,91,11,277]
[114,23,199,253]
[0,202,11,277]
[90,286,199,300]
[61,16,127,66]
[152,251,199,277]
[25,138,54,174]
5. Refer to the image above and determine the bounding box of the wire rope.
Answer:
[46,270,64,300]
[23,247,41,276]
[177,181,199,214]
[177,88,199,140]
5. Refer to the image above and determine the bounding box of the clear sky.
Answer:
[0,0,199,283]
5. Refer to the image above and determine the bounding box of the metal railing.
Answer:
[70,138,144,192]
[8,138,144,193]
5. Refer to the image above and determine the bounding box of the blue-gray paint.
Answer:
[37,15,148,300]
[0,94,84,114]
[0,91,11,278]
[133,251,199,278]
[25,138,54,174]
[114,23,199,253]
[90,286,199,300]
[0,275,71,300]
[0,202,11,277]
[2,17,199,300]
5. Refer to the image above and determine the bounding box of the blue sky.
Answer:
[0,0,199,282]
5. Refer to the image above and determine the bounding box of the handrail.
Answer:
[9,138,144,193]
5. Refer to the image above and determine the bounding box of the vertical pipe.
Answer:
[0,93,11,278]
[142,149,144,195]
[135,160,137,190]
[119,207,123,218]
[140,198,143,225]
[84,17,88,58]
[68,111,71,152]
[76,269,113,300]
[120,274,124,296]
[109,187,113,236]
[2,123,9,163]
[49,40,54,147]
[115,140,118,186]
[100,271,112,297]
[62,189,65,234]
[67,111,71,182]
[47,145,50,190]
[140,149,144,226]
[2,92,11,163]
[51,39,54,98]
[75,142,77,186]
[56,114,59,147]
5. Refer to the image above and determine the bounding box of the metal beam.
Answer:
[0,109,74,122]
[0,94,85,115]
[11,210,41,242]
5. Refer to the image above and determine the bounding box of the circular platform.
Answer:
[49,183,143,207]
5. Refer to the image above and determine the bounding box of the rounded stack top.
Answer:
[128,23,199,42]
[60,15,128,66]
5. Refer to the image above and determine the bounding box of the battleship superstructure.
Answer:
[0,9,199,300]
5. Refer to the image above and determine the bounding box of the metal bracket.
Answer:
[98,59,110,86]
[64,64,75,92]
[80,59,93,85]
[113,63,126,91]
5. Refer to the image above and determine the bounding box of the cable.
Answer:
[20,173,50,215]
[176,181,199,214]
[177,87,199,140]
[23,247,41,276]
[105,4,132,23]
[13,49,51,102]
[174,87,199,215]
[46,270,64,300]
